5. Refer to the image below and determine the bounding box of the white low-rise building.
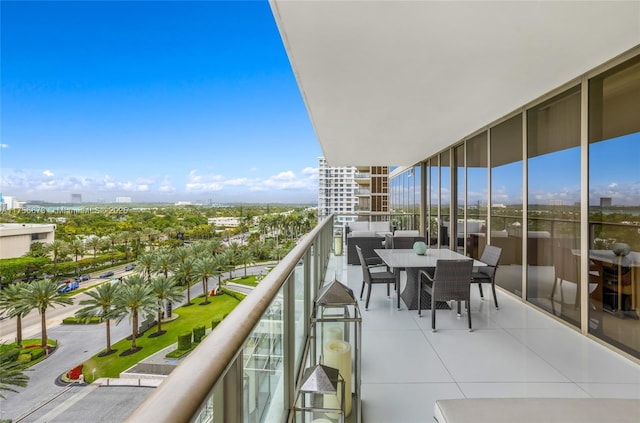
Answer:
[0,223,56,259]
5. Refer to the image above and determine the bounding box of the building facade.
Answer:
[318,158,389,224]
[390,51,640,360]
[0,223,56,259]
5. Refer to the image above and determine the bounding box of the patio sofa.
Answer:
[346,221,392,265]
[433,398,640,423]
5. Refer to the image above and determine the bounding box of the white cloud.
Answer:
[43,170,54,177]
[0,144,8,149]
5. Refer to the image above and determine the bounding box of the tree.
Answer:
[149,276,183,334]
[0,283,30,347]
[75,283,122,355]
[174,257,197,306]
[194,256,216,305]
[137,251,156,283]
[21,279,73,354]
[223,246,239,279]
[153,250,173,278]
[0,349,29,399]
[238,248,254,277]
[48,240,68,276]
[115,275,156,352]
[68,239,85,275]
[87,236,101,268]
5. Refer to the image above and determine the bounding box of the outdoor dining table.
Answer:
[374,248,486,310]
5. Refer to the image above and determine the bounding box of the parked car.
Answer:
[124,264,136,271]
[75,274,90,282]
[99,271,114,278]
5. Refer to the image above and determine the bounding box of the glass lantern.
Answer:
[310,279,362,422]
[293,364,345,423]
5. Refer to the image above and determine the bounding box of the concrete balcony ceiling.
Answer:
[270,0,640,166]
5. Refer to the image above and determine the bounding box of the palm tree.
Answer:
[75,283,122,355]
[87,236,101,268]
[0,349,29,399]
[174,257,197,305]
[238,248,254,277]
[153,250,173,278]
[149,276,183,334]
[0,283,30,348]
[223,247,238,279]
[115,275,156,352]
[119,231,131,260]
[48,240,68,276]
[137,251,156,283]
[194,256,216,305]
[21,279,73,354]
[68,239,85,275]
[106,233,119,264]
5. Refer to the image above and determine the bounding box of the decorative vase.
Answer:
[413,241,427,255]
[612,242,630,256]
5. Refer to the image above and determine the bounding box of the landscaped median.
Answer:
[79,293,240,382]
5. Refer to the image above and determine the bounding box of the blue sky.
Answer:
[1,0,321,204]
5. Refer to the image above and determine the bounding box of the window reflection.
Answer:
[465,132,488,260]
[588,56,640,358]
[491,115,523,296]
[527,86,581,327]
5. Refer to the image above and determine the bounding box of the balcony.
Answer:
[354,189,370,196]
[127,215,640,422]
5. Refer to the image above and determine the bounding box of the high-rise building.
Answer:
[115,196,132,203]
[317,157,357,224]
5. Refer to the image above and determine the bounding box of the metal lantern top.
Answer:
[299,364,342,395]
[315,279,357,307]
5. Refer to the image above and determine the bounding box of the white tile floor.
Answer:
[327,255,640,423]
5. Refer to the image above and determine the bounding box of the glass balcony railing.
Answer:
[353,172,370,179]
[127,216,335,422]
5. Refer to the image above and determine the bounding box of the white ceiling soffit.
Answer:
[270,0,640,167]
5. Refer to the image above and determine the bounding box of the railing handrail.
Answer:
[126,216,334,423]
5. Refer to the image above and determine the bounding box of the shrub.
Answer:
[63,316,102,324]
[211,320,221,330]
[18,353,31,363]
[28,347,45,360]
[193,325,206,343]
[177,332,192,350]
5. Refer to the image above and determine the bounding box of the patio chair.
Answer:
[356,245,397,310]
[471,245,502,309]
[419,259,474,331]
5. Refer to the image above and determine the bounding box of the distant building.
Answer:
[0,194,21,211]
[175,201,192,206]
[0,223,56,259]
[318,157,389,225]
[208,217,241,227]
[600,197,612,207]
[71,193,82,203]
[116,196,132,203]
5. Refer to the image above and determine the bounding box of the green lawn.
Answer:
[229,274,259,287]
[82,293,239,381]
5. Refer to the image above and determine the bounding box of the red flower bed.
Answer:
[66,364,83,380]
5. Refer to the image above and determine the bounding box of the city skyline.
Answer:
[1,1,322,204]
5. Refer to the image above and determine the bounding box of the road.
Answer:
[0,265,136,344]
[0,262,271,421]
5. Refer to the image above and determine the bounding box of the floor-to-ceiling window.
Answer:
[491,115,523,295]
[429,158,439,246]
[466,132,488,260]
[455,144,465,254]
[440,151,451,248]
[527,86,581,327]
[588,56,640,358]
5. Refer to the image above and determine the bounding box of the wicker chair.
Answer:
[419,259,474,331]
[356,245,397,310]
[471,245,502,309]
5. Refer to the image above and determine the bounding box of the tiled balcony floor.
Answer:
[326,254,640,423]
